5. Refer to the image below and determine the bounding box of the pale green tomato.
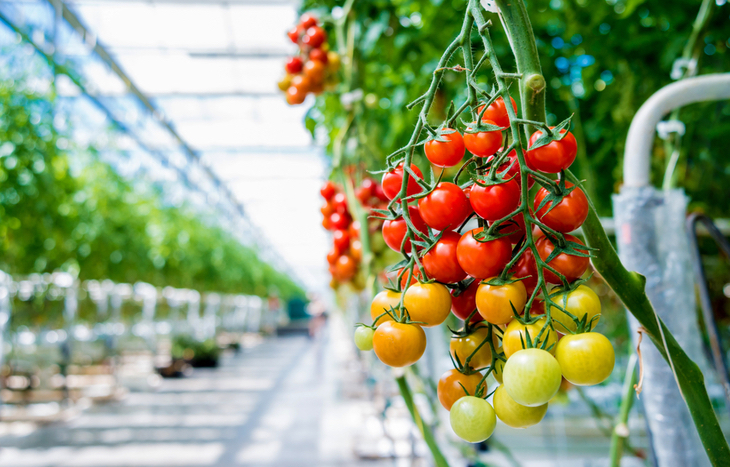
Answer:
[548,285,601,333]
[555,332,615,386]
[449,396,496,443]
[493,385,547,428]
[502,348,562,407]
[354,326,374,351]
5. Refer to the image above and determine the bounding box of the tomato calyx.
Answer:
[533,176,577,215]
[472,225,516,243]
[526,115,574,152]
[540,231,596,265]
[482,275,529,288]
[519,326,556,353]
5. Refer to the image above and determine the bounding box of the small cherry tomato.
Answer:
[320,181,337,200]
[478,96,518,128]
[329,212,351,230]
[302,26,327,48]
[450,326,495,370]
[303,59,326,83]
[381,163,423,200]
[332,192,348,213]
[502,318,557,359]
[354,326,374,351]
[450,396,496,443]
[534,182,588,233]
[370,289,402,324]
[290,74,311,93]
[493,384,547,428]
[438,369,484,411]
[425,129,465,168]
[372,321,427,368]
[464,122,502,157]
[548,285,601,333]
[333,229,350,251]
[287,26,301,43]
[555,332,615,386]
[422,231,467,284]
[350,240,363,262]
[326,248,338,265]
[299,13,318,28]
[403,282,452,327]
[469,179,520,222]
[309,48,328,64]
[417,182,471,231]
[285,56,303,74]
[502,348,562,407]
[535,234,590,283]
[286,86,306,105]
[451,280,482,323]
[327,51,341,71]
[335,255,357,280]
[382,206,427,253]
[525,128,577,173]
[475,279,527,325]
[456,228,512,280]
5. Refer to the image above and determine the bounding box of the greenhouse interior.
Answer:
[0,0,729,466]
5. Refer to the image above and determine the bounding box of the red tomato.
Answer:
[285,57,303,74]
[464,122,502,157]
[287,26,301,43]
[456,228,512,279]
[286,86,306,105]
[322,216,332,230]
[330,212,351,230]
[536,234,589,283]
[332,193,349,214]
[451,279,483,323]
[335,255,357,280]
[373,183,388,201]
[333,229,350,251]
[381,163,423,200]
[320,181,337,200]
[534,182,588,233]
[509,248,538,295]
[478,96,518,128]
[525,128,577,173]
[320,203,334,218]
[469,179,520,222]
[382,206,427,253]
[290,74,311,93]
[425,130,465,168]
[299,13,318,28]
[417,182,471,231]
[302,26,326,48]
[326,248,338,265]
[303,60,325,83]
[309,48,328,64]
[422,231,467,284]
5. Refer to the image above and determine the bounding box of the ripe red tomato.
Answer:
[509,248,538,295]
[320,181,337,200]
[290,74,311,93]
[286,86,306,105]
[335,254,357,280]
[534,182,588,233]
[302,26,326,48]
[478,96,518,128]
[331,192,348,214]
[525,128,577,173]
[536,234,589,283]
[330,212,351,230]
[417,182,471,231]
[299,13,318,28]
[285,57,303,74]
[451,279,483,323]
[464,122,502,157]
[424,129,465,168]
[456,228,512,279]
[422,231,467,284]
[326,248,338,265]
[381,163,423,200]
[320,203,334,218]
[309,48,328,64]
[303,60,325,83]
[333,229,350,251]
[382,206,427,253]
[287,26,301,43]
[469,179,520,222]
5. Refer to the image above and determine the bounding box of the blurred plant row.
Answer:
[0,78,304,304]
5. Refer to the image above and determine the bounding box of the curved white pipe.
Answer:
[623,73,730,187]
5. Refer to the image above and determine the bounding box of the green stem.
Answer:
[609,354,638,467]
[396,375,450,467]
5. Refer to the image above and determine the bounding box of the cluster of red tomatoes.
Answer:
[320,178,389,289]
[354,96,615,443]
[278,13,341,105]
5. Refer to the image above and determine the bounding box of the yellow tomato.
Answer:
[450,326,495,370]
[493,385,547,428]
[372,321,427,368]
[370,290,401,325]
[548,285,602,333]
[555,332,615,386]
[502,318,557,359]
[476,279,527,325]
[403,282,452,327]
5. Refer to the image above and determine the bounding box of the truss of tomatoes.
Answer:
[320,177,389,289]
[278,13,341,105]
[354,96,616,444]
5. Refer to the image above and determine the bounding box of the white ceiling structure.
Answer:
[2,0,332,295]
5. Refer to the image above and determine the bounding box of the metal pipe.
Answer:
[623,73,730,187]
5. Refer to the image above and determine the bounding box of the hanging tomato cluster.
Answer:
[320,177,389,289]
[354,92,615,444]
[278,13,341,105]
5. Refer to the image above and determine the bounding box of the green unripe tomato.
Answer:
[449,396,496,443]
[354,326,375,351]
[502,348,562,407]
[493,385,547,428]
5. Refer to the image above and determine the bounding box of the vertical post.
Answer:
[0,271,11,414]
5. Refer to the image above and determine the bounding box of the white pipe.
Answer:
[623,73,730,187]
